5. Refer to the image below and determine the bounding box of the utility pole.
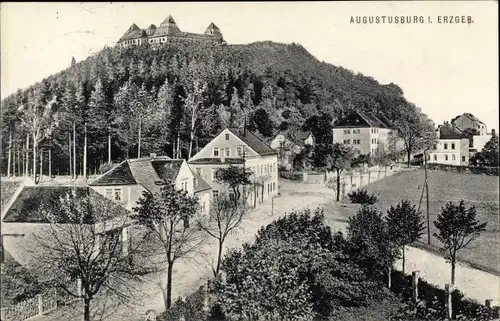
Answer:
[424,149,431,245]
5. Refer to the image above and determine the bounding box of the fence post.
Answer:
[445,283,453,320]
[412,270,420,302]
[38,294,43,315]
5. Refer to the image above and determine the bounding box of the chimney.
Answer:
[492,129,496,137]
[150,153,157,158]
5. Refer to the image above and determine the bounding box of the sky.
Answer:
[1,2,498,131]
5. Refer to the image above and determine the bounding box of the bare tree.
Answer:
[131,182,206,310]
[18,91,58,182]
[197,192,249,278]
[30,190,155,321]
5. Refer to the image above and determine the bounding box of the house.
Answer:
[428,123,469,166]
[332,110,402,156]
[88,156,212,215]
[117,15,225,48]
[188,127,279,206]
[471,129,495,153]
[270,131,314,170]
[1,186,132,268]
[451,113,487,136]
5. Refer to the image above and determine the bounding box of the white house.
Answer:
[188,127,279,207]
[89,156,212,215]
[332,110,403,156]
[451,113,488,136]
[270,131,314,170]
[428,124,469,166]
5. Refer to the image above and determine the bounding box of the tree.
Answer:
[17,90,58,182]
[214,165,252,203]
[71,57,76,66]
[394,107,435,167]
[31,191,153,321]
[461,128,480,148]
[325,143,356,201]
[197,192,248,278]
[386,200,425,274]
[182,78,208,159]
[346,205,394,282]
[433,200,487,286]
[132,183,205,309]
[213,208,382,321]
[470,135,499,167]
[373,150,392,178]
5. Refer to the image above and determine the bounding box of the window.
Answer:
[433,155,437,161]
[445,154,448,161]
[261,165,263,173]
[213,148,219,157]
[213,190,219,199]
[273,182,276,191]
[444,143,448,150]
[343,139,351,144]
[451,143,455,150]
[225,133,230,140]
[114,188,122,201]
[353,129,360,134]
[344,129,350,134]
[105,188,113,199]
[212,169,217,181]
[452,155,456,161]
[462,156,466,162]
[237,146,243,157]
[225,147,230,157]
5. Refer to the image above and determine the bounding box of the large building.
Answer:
[188,128,279,207]
[117,15,225,48]
[428,122,470,166]
[451,113,488,136]
[332,110,402,156]
[88,156,212,215]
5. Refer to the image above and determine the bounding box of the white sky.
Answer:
[1,2,498,131]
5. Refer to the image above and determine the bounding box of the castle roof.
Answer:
[205,22,223,38]
[153,15,182,37]
[119,23,147,42]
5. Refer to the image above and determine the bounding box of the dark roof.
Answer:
[333,110,389,129]
[296,131,313,141]
[438,125,467,140]
[228,128,277,156]
[189,158,246,165]
[376,113,394,129]
[153,15,182,37]
[451,113,485,126]
[193,173,212,193]
[119,23,147,42]
[204,22,223,38]
[89,161,137,186]
[89,157,186,195]
[2,187,129,224]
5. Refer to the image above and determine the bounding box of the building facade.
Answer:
[270,131,314,170]
[117,15,225,48]
[428,124,470,166]
[89,156,212,215]
[451,113,488,136]
[188,128,279,207]
[332,110,402,156]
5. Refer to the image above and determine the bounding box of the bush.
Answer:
[347,188,379,205]
[0,260,42,306]
[157,285,210,321]
[278,171,302,181]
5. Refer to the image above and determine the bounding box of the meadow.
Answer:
[360,169,499,275]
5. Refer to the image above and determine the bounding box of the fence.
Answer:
[427,163,499,176]
[0,280,80,321]
[391,270,499,320]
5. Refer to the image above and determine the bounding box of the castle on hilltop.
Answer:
[117,15,226,48]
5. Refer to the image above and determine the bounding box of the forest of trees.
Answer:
[1,40,431,178]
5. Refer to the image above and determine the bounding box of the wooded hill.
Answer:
[1,40,430,177]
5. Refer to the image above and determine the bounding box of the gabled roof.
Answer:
[451,113,485,126]
[193,172,212,193]
[119,23,147,42]
[204,22,223,37]
[2,187,129,224]
[227,128,277,156]
[438,124,467,140]
[89,157,188,195]
[297,131,313,141]
[333,110,390,129]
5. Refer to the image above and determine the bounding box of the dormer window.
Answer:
[225,133,230,140]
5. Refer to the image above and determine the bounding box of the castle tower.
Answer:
[159,15,181,34]
[204,22,223,38]
[146,24,157,36]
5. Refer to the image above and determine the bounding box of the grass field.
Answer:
[358,169,499,274]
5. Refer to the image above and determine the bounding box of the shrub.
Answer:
[1,259,42,306]
[347,188,379,205]
[157,285,209,321]
[279,171,302,181]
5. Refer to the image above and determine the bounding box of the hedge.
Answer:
[427,163,499,176]
[278,171,302,181]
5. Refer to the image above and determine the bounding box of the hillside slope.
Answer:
[1,40,425,175]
